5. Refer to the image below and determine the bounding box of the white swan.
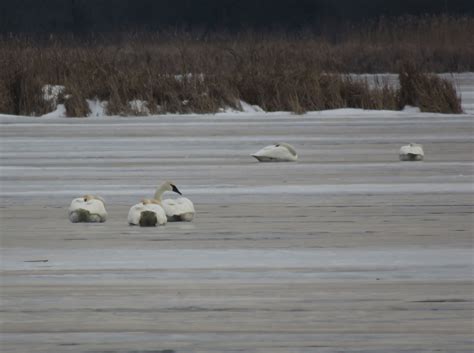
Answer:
[69,195,107,223]
[399,143,424,161]
[127,199,167,227]
[154,181,195,222]
[252,143,298,162]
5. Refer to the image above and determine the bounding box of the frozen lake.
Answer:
[1,109,473,352]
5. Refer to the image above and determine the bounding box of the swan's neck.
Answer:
[153,184,168,201]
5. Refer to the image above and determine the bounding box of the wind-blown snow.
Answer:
[2,248,471,282]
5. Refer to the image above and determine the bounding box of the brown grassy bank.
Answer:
[0,15,468,116]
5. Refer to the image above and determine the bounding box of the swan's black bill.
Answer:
[171,184,182,195]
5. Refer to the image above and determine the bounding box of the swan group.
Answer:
[128,181,195,227]
[68,182,194,227]
[69,142,425,226]
[252,142,425,163]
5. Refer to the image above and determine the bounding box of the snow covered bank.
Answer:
[2,73,470,119]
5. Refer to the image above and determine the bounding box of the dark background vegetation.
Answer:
[0,1,470,116]
[1,0,473,34]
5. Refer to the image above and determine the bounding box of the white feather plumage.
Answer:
[69,196,107,223]
[162,197,195,222]
[252,143,298,162]
[399,143,424,161]
[127,202,167,226]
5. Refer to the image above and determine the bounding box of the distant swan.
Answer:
[69,195,107,223]
[252,143,298,162]
[128,199,167,227]
[399,143,424,161]
[155,181,195,222]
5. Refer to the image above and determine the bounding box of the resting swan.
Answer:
[128,199,167,227]
[155,181,195,222]
[69,195,107,223]
[252,143,298,162]
[399,143,424,161]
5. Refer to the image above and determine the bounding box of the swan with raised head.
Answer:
[252,143,298,162]
[69,195,107,223]
[128,199,167,227]
[399,143,424,161]
[154,181,195,222]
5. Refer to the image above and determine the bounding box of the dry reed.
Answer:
[0,15,469,116]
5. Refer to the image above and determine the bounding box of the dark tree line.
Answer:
[0,0,472,34]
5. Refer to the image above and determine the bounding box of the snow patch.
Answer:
[41,104,66,118]
[218,100,265,114]
[240,100,265,113]
[129,100,150,115]
[87,99,107,118]
[174,73,204,82]
[42,85,66,106]
[402,105,421,113]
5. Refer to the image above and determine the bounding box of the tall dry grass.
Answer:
[0,15,469,116]
[398,62,462,113]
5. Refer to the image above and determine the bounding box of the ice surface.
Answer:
[2,248,471,280]
[1,97,473,353]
